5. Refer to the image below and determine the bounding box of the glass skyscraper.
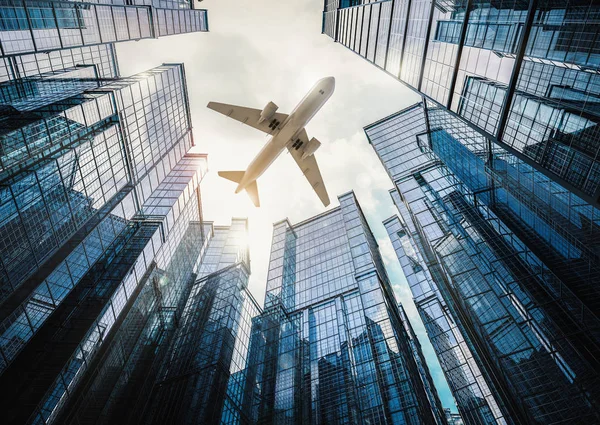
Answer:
[0,58,214,424]
[0,0,208,58]
[1,0,208,112]
[238,191,448,425]
[0,1,212,420]
[322,0,600,210]
[49,219,261,425]
[368,103,600,424]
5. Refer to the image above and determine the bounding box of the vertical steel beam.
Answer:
[446,0,473,109]
[495,0,537,141]
[417,0,436,91]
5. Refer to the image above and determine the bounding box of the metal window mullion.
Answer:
[357,6,364,54]
[496,0,538,142]
[74,4,86,46]
[170,9,176,36]
[398,0,413,80]
[351,7,358,51]
[365,5,374,58]
[422,96,432,149]
[422,77,600,208]
[334,7,340,42]
[417,0,436,92]
[340,8,346,46]
[352,7,358,51]
[339,9,345,45]
[111,90,137,207]
[109,5,118,42]
[50,2,64,49]
[447,0,473,109]
[93,4,103,44]
[347,8,352,46]
[344,8,349,46]
[585,27,600,71]
[22,0,39,53]
[383,0,396,70]
[124,6,132,40]
[33,166,64,252]
[372,2,383,64]
[88,119,107,208]
[7,184,40,285]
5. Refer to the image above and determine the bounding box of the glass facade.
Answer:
[0,62,213,425]
[322,0,600,209]
[50,219,260,425]
[367,103,600,424]
[238,192,448,425]
[0,0,208,57]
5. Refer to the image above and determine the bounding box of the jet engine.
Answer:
[301,137,321,159]
[258,101,278,124]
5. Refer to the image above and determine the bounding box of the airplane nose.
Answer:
[324,76,335,91]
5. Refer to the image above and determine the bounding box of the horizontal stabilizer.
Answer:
[245,180,260,207]
[218,171,245,184]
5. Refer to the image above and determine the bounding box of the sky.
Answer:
[117,0,457,411]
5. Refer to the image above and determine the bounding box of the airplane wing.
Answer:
[207,102,288,134]
[288,130,330,207]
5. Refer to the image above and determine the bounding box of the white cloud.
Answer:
[378,237,399,267]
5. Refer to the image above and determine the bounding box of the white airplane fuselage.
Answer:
[234,77,335,193]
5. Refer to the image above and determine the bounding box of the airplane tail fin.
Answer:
[218,171,260,207]
[218,170,245,184]
[245,180,260,207]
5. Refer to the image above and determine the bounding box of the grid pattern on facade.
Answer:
[323,0,600,208]
[0,43,119,82]
[52,217,207,425]
[143,263,258,425]
[0,61,212,425]
[244,192,447,425]
[368,104,600,424]
[25,153,206,425]
[0,0,208,57]
[0,65,198,375]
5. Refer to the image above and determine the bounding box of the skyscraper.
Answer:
[142,219,260,425]
[0,61,210,424]
[321,0,600,210]
[0,0,208,59]
[241,191,448,425]
[368,103,600,424]
[1,0,208,112]
[50,218,260,425]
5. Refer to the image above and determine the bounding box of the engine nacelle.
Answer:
[301,137,321,159]
[258,101,278,124]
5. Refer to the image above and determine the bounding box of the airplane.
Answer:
[207,76,335,208]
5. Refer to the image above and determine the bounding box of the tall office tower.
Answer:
[324,0,600,423]
[0,62,208,425]
[368,103,600,424]
[241,191,448,425]
[141,219,261,425]
[321,0,600,261]
[0,0,208,101]
[0,0,208,60]
[322,0,600,209]
[397,302,447,425]
[52,218,261,425]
